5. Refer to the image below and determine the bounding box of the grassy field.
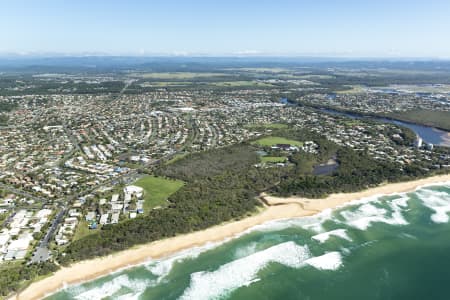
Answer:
[140,81,191,87]
[73,220,97,241]
[252,136,303,147]
[336,85,367,94]
[130,72,229,79]
[388,109,450,131]
[261,156,287,163]
[225,67,291,73]
[133,176,184,211]
[210,81,273,87]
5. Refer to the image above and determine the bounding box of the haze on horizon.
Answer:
[1,0,450,58]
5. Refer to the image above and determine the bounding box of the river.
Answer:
[318,108,450,147]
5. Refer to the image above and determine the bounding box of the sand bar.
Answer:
[12,174,450,300]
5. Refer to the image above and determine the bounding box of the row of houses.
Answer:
[1,208,52,261]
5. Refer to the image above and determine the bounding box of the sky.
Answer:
[1,0,450,58]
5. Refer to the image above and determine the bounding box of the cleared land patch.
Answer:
[252,136,303,147]
[336,85,367,94]
[133,176,184,211]
[129,72,230,79]
[73,220,96,241]
[261,156,287,163]
[210,81,273,87]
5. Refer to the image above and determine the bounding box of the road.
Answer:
[31,208,66,263]
[119,80,134,95]
[0,182,47,203]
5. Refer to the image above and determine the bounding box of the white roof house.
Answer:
[0,234,11,254]
[35,209,52,219]
[123,185,144,199]
[100,213,109,225]
[68,209,82,218]
[0,234,10,249]
[111,203,123,212]
[85,211,96,222]
[111,213,120,224]
[5,249,27,260]
[8,234,33,251]
[33,224,42,233]
[124,193,131,202]
[9,227,20,236]
[64,217,78,224]
[55,235,68,246]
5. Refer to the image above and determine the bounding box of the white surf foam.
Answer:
[249,208,334,234]
[415,181,450,192]
[145,240,226,280]
[233,241,258,259]
[115,292,142,300]
[305,252,343,270]
[255,193,413,235]
[417,189,450,223]
[72,275,150,300]
[311,229,352,243]
[389,194,410,226]
[390,194,410,208]
[179,241,310,300]
[340,193,409,231]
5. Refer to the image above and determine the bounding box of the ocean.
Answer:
[47,183,450,300]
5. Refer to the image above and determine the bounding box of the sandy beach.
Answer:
[12,174,450,300]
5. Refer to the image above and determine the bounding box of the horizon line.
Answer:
[0,53,450,61]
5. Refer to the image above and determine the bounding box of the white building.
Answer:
[100,213,109,225]
[123,185,144,199]
[111,213,120,224]
[85,211,96,222]
[415,137,423,148]
[111,194,119,202]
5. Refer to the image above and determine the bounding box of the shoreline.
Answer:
[12,174,450,300]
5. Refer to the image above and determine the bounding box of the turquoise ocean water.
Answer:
[47,183,450,300]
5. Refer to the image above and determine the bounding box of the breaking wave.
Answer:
[71,275,150,300]
[311,229,352,243]
[179,241,311,300]
[340,197,409,230]
[305,252,343,270]
[417,188,450,223]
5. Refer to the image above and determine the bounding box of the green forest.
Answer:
[0,262,58,297]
